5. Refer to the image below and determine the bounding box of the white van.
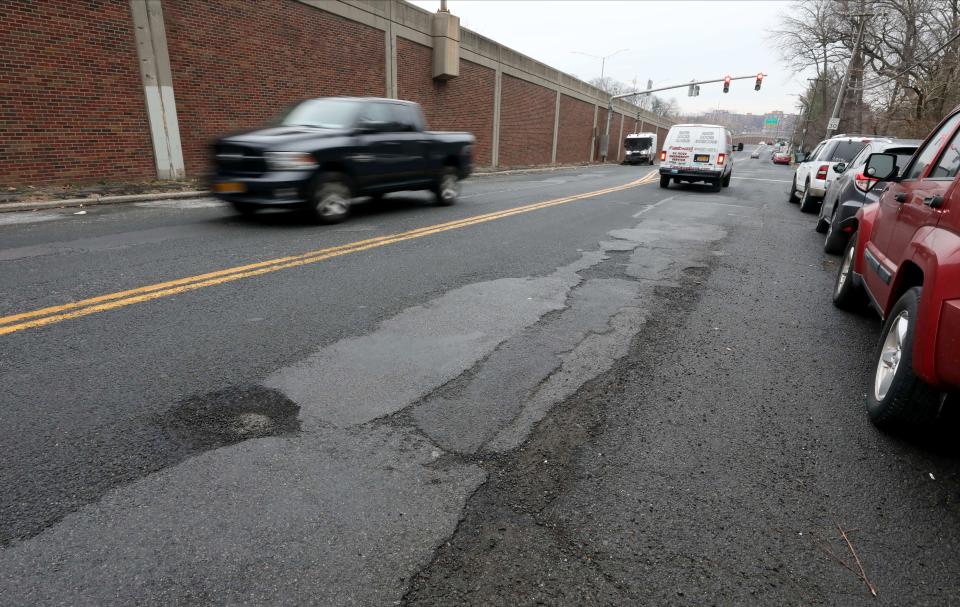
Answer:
[623,132,657,165]
[658,124,733,191]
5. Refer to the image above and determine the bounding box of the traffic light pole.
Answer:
[600,73,765,162]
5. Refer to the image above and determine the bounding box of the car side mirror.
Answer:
[864,153,898,181]
[833,162,847,174]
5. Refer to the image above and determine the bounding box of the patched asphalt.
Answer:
[1,157,958,605]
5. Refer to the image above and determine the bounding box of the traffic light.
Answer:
[755,72,764,91]
[694,85,700,96]
[688,83,695,97]
[723,75,731,94]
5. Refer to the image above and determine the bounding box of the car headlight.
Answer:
[264,151,318,171]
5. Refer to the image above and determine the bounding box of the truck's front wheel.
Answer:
[309,172,352,224]
[434,167,460,206]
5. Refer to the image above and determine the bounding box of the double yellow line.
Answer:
[1,172,658,336]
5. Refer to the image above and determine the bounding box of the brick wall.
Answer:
[498,75,556,167]
[0,1,154,186]
[396,38,495,166]
[163,0,386,177]
[2,0,669,187]
[555,95,595,164]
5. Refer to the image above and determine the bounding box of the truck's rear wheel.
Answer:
[434,167,459,206]
[659,175,670,189]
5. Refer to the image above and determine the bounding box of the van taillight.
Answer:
[816,164,829,180]
[660,150,666,161]
[854,172,878,193]
[717,153,726,166]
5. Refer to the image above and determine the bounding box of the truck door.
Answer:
[353,102,403,189]
[867,111,960,312]
[388,103,430,185]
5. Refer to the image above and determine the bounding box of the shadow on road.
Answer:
[212,194,438,229]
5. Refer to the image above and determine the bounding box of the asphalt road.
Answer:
[1,154,958,605]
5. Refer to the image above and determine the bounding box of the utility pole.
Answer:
[825,12,871,138]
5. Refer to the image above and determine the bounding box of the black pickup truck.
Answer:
[211,97,475,223]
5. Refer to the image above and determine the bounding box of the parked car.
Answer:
[832,107,960,429]
[658,124,734,191]
[211,97,475,223]
[788,134,871,213]
[817,138,921,254]
[772,151,791,165]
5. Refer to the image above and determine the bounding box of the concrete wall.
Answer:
[0,0,673,187]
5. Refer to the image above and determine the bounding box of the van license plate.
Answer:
[214,182,246,193]
[694,154,710,163]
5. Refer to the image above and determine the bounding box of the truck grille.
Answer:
[214,144,266,176]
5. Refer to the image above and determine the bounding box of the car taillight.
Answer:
[816,164,829,180]
[660,150,666,161]
[717,153,726,165]
[854,172,877,193]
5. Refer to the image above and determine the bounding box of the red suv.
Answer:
[832,107,960,429]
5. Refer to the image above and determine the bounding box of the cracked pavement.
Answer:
[2,161,959,606]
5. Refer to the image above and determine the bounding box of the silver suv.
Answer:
[788,134,871,213]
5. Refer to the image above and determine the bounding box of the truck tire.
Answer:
[434,167,460,206]
[866,287,943,430]
[832,233,865,312]
[710,178,722,192]
[309,172,351,224]
[721,172,731,188]
[659,175,670,189]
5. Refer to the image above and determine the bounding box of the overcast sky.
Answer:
[409,1,808,116]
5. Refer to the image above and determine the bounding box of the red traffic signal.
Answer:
[755,72,764,91]
[723,75,731,94]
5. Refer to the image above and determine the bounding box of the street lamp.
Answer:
[570,48,629,89]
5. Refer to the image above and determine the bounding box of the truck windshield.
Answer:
[278,99,359,129]
[625,137,653,150]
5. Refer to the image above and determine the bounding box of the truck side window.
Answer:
[904,113,960,180]
[357,103,395,132]
[391,104,422,132]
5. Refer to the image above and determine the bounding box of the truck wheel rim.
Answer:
[319,184,349,217]
[875,310,908,401]
[441,174,458,202]
[836,244,853,295]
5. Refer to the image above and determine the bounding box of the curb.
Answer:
[0,163,621,214]
[0,190,210,214]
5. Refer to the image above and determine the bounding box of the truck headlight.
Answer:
[264,151,318,171]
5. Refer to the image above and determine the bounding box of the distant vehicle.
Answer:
[750,149,761,159]
[789,134,870,213]
[758,141,766,145]
[658,124,734,191]
[772,151,791,165]
[211,97,475,223]
[623,132,657,165]
[832,107,960,430]
[816,138,921,254]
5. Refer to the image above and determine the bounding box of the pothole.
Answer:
[158,385,301,454]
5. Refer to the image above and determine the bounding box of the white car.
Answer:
[658,124,734,192]
[789,135,871,213]
[750,149,761,159]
